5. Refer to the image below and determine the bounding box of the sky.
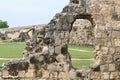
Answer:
[0,0,69,27]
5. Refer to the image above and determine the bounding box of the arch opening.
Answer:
[69,18,94,68]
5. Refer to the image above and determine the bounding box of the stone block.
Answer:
[106,55,113,63]
[49,46,55,55]
[55,37,62,46]
[112,31,120,38]
[55,46,61,54]
[100,55,113,64]
[42,46,49,54]
[95,39,105,46]
[62,23,70,31]
[101,47,108,55]
[101,32,108,38]
[56,21,62,30]
[110,72,119,79]
[42,70,49,78]
[113,55,120,62]
[56,54,65,62]
[109,47,115,55]
[109,64,116,71]
[94,72,101,79]
[59,72,66,79]
[115,47,120,53]
[100,64,108,72]
[61,39,69,45]
[2,70,9,77]
[90,72,101,79]
[69,70,77,79]
[104,38,112,46]
[116,63,120,71]
[64,31,70,39]
[114,39,120,46]
[101,72,110,80]
[66,14,74,23]
[18,71,25,78]
[113,26,120,31]
[60,31,65,39]
[95,32,102,38]
[95,45,100,51]
[25,69,34,78]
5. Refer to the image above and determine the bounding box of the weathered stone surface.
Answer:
[100,64,108,72]
[101,72,110,80]
[0,24,46,41]
[69,19,94,46]
[110,72,120,79]
[109,64,116,71]
[1,0,120,80]
[109,47,115,55]
[101,47,108,55]
[90,72,101,79]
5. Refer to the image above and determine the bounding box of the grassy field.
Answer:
[0,42,94,68]
[72,60,93,68]
[69,50,94,59]
[69,44,94,51]
[0,60,9,66]
[0,42,25,58]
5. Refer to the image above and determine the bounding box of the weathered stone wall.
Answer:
[0,21,95,46]
[0,25,32,40]
[69,19,94,46]
[90,24,120,80]
[0,24,45,40]
[0,0,120,80]
[90,0,120,79]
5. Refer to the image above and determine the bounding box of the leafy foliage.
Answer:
[0,20,9,28]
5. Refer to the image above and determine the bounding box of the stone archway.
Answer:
[23,2,95,79]
[69,19,94,46]
[1,0,120,80]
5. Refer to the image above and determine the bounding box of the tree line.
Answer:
[0,20,9,28]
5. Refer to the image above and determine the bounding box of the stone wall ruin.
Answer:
[0,24,45,41]
[0,0,120,80]
[0,21,94,46]
[69,19,94,46]
[0,26,33,41]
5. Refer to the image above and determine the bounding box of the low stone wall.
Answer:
[0,25,32,40]
[0,24,45,40]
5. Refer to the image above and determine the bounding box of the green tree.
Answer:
[0,20,9,28]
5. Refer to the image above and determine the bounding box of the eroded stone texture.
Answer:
[69,19,94,46]
[91,0,120,80]
[1,0,120,80]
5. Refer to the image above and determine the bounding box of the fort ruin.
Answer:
[0,0,120,80]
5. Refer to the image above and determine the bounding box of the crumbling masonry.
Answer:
[0,0,120,80]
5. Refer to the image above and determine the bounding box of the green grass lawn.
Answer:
[69,50,94,59]
[68,44,94,51]
[0,60,9,66]
[72,60,93,68]
[0,42,94,68]
[0,42,25,58]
